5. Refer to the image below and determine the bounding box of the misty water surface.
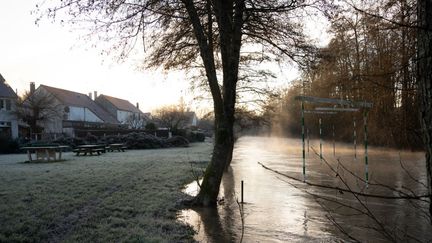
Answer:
[178,136,431,242]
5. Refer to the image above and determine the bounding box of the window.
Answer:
[0,99,11,111]
[0,122,11,127]
[5,99,11,110]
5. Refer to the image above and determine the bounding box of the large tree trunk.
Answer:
[194,118,234,206]
[417,0,432,222]
[183,0,244,206]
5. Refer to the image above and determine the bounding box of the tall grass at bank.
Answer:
[0,142,212,242]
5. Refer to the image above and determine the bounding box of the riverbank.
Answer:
[0,142,212,242]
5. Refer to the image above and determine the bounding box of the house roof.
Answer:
[97,94,142,113]
[40,85,118,124]
[0,74,18,98]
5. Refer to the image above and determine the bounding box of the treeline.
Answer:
[268,0,422,149]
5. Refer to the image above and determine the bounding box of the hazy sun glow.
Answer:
[1,1,200,113]
[1,1,328,115]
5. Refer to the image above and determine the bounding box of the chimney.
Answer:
[88,92,93,100]
[94,91,98,99]
[136,102,139,109]
[30,82,35,94]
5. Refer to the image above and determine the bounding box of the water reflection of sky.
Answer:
[179,136,431,242]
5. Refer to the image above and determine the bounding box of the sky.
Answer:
[1,1,329,115]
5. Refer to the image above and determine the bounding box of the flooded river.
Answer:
[178,136,431,242]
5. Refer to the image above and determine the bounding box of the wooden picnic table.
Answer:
[74,144,106,156]
[21,145,69,162]
[107,143,127,152]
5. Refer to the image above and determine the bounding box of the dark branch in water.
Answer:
[399,153,429,189]
[273,174,362,242]
[235,198,245,243]
[259,146,431,242]
[317,200,362,243]
[332,156,429,203]
[257,162,430,200]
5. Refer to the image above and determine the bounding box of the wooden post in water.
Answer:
[241,180,244,204]
[364,111,369,187]
[319,118,323,161]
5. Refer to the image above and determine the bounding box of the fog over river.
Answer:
[178,136,431,242]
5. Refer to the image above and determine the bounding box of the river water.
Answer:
[178,136,431,242]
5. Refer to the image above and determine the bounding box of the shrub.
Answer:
[145,122,157,131]
[189,131,205,142]
[172,129,186,137]
[165,136,189,147]
[0,136,20,154]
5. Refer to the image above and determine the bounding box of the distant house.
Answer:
[95,94,149,129]
[0,74,19,139]
[32,85,120,137]
[184,111,198,128]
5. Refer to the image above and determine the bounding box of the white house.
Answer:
[31,84,119,137]
[184,111,198,127]
[95,94,149,129]
[0,74,19,139]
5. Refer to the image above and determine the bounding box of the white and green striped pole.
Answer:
[354,119,357,161]
[319,117,323,161]
[364,111,369,187]
[301,101,306,182]
[307,128,310,154]
[332,124,335,156]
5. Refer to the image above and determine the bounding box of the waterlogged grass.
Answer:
[0,142,212,242]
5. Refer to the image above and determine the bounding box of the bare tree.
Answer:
[15,90,62,139]
[234,105,269,135]
[124,113,147,129]
[153,104,190,131]
[417,0,432,222]
[264,0,432,223]
[38,0,317,206]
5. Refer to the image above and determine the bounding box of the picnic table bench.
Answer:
[107,143,127,152]
[21,145,69,162]
[74,144,106,156]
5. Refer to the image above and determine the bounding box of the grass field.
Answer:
[0,141,212,242]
